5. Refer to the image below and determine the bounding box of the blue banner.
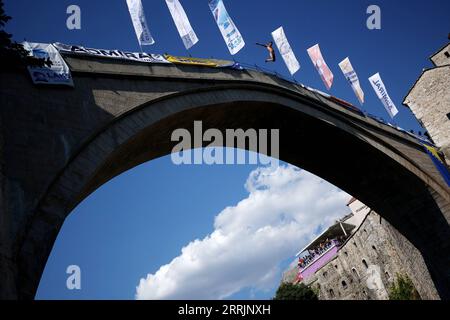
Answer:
[422,143,450,187]
[23,42,74,87]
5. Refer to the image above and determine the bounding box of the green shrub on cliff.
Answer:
[388,273,421,300]
[274,282,318,300]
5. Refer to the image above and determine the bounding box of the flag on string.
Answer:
[271,26,300,75]
[307,44,334,90]
[368,72,399,118]
[165,0,198,49]
[208,0,245,55]
[126,0,155,46]
[339,57,364,104]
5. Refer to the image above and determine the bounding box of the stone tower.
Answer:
[403,42,450,164]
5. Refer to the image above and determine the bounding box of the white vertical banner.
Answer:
[165,0,198,50]
[368,73,399,118]
[271,26,300,75]
[208,0,245,55]
[307,44,334,90]
[338,57,365,104]
[126,0,155,46]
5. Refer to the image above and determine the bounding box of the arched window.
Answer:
[329,289,335,298]
[362,259,369,269]
[352,267,359,278]
[342,280,347,289]
[372,245,377,251]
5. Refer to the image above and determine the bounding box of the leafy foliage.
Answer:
[0,0,51,70]
[388,273,421,300]
[273,282,318,300]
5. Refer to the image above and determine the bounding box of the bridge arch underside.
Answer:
[18,88,450,300]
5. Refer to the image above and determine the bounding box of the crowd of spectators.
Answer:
[297,235,347,269]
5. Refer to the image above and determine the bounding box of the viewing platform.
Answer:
[298,239,342,280]
[295,221,355,282]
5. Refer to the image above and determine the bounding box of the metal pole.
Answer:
[340,222,348,236]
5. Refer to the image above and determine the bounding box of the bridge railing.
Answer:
[234,61,300,85]
[233,60,435,147]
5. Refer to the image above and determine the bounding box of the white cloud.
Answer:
[135,165,350,300]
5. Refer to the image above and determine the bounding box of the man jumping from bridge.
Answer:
[256,42,276,62]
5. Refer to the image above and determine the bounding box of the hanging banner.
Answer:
[338,57,364,104]
[422,143,450,187]
[307,44,334,90]
[368,72,399,118]
[165,0,198,50]
[23,42,74,87]
[208,0,245,55]
[164,54,242,69]
[54,43,169,64]
[126,0,155,46]
[271,26,300,75]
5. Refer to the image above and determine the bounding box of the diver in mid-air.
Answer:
[256,42,276,62]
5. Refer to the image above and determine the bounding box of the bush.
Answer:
[274,282,318,300]
[388,273,421,300]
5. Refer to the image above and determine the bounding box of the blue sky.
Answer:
[4,0,449,299]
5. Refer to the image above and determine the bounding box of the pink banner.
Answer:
[307,44,334,90]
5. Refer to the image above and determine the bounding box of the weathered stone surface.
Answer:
[431,43,450,67]
[0,55,449,300]
[404,43,450,165]
[302,211,440,300]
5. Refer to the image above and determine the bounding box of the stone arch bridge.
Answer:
[0,54,449,299]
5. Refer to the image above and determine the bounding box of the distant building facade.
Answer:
[282,198,440,300]
[403,41,450,165]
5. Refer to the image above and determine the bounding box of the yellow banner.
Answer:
[164,54,235,68]
[424,144,445,164]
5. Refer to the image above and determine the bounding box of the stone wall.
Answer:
[404,42,450,165]
[405,67,450,162]
[2,55,450,299]
[431,44,450,67]
[303,211,440,300]
[429,186,450,224]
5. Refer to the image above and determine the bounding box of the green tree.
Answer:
[273,282,318,300]
[388,273,421,300]
[0,0,50,70]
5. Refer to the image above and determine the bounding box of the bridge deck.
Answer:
[62,54,450,201]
